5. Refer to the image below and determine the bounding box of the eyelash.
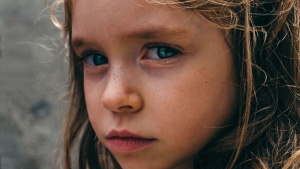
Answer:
[79,43,183,66]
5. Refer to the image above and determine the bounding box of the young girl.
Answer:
[51,0,300,168]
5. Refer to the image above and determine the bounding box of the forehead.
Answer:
[71,0,208,43]
[71,0,180,23]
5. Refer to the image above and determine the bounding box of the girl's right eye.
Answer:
[82,53,108,66]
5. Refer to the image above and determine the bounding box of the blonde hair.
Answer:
[51,0,300,168]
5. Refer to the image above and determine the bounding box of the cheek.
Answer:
[83,76,106,124]
[147,68,236,144]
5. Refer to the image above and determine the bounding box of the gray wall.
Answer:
[0,0,67,168]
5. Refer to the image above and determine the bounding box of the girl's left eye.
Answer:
[146,46,181,60]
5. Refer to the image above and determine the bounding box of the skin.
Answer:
[72,0,237,168]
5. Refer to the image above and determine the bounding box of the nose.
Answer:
[101,70,143,114]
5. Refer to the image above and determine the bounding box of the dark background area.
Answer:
[0,0,67,168]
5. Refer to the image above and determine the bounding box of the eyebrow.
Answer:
[124,26,188,39]
[72,26,188,48]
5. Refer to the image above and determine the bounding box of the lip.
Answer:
[105,130,156,152]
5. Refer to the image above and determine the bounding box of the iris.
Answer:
[157,47,178,59]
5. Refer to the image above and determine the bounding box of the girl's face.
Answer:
[72,0,237,168]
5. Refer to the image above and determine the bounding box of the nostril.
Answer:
[119,105,133,110]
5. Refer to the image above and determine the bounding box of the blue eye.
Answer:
[84,53,108,66]
[148,46,180,59]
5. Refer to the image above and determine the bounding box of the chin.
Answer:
[115,157,165,169]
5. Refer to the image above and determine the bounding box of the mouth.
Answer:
[105,130,156,152]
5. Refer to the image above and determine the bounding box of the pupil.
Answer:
[93,54,108,66]
[157,47,176,59]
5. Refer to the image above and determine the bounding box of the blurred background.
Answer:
[0,0,67,168]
